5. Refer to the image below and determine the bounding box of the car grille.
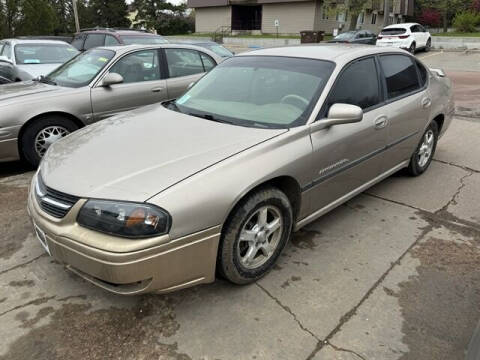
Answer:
[35,174,80,218]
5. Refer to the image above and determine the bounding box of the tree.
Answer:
[132,0,193,34]
[418,8,442,27]
[416,0,472,32]
[16,0,57,36]
[89,0,130,28]
[323,0,370,31]
[2,0,23,37]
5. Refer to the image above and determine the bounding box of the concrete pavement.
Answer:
[0,52,479,360]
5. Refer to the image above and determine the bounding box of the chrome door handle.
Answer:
[422,98,432,108]
[151,87,164,93]
[374,116,388,130]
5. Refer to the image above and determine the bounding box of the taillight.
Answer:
[399,35,410,39]
[377,35,383,40]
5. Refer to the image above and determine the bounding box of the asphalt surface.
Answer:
[0,51,479,360]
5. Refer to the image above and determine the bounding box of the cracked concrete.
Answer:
[1,52,479,359]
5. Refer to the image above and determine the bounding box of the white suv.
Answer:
[376,23,431,53]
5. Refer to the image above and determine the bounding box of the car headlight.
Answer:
[77,200,171,238]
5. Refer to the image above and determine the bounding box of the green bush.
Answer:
[453,11,480,33]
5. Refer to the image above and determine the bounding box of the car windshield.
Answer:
[120,35,168,45]
[174,56,335,129]
[15,44,78,64]
[381,28,406,35]
[46,48,115,88]
[334,32,356,40]
[203,44,233,57]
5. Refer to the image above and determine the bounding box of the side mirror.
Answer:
[312,103,363,131]
[101,72,124,87]
[0,56,12,64]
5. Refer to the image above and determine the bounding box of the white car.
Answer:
[0,39,79,83]
[376,23,431,53]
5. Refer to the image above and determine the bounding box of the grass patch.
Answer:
[432,32,480,37]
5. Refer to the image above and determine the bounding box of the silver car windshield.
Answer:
[46,49,115,88]
[175,56,335,128]
[15,44,78,64]
[174,56,335,129]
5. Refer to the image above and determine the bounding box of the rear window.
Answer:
[380,28,406,35]
[15,44,78,64]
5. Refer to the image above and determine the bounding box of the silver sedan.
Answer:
[0,43,222,166]
[28,44,454,295]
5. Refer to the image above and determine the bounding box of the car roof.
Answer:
[383,23,419,29]
[2,39,72,45]
[238,44,407,63]
[79,28,161,36]
[93,43,224,61]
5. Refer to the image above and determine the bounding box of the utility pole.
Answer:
[383,0,390,27]
[73,0,80,33]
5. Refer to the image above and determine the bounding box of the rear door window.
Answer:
[84,34,106,50]
[200,53,216,72]
[327,57,380,111]
[165,48,206,78]
[379,55,420,99]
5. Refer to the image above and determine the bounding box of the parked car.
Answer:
[16,35,74,44]
[376,23,432,53]
[172,41,234,58]
[72,28,168,52]
[28,45,454,295]
[0,39,78,82]
[0,44,221,166]
[328,30,377,45]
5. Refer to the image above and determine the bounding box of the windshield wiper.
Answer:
[189,112,233,125]
[35,75,57,86]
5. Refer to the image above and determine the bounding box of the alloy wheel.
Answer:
[417,129,434,167]
[237,205,283,269]
[34,126,70,158]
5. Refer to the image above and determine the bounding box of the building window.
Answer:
[358,11,365,24]
[371,13,377,24]
[336,10,346,22]
[322,6,329,20]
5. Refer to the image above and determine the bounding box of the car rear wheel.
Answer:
[218,187,293,284]
[425,38,431,52]
[407,121,438,176]
[21,115,79,167]
[409,42,416,54]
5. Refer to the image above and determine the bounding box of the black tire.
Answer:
[425,38,431,52]
[409,42,416,54]
[21,115,79,167]
[407,121,439,176]
[218,187,293,284]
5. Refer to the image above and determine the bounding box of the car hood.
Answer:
[40,105,287,202]
[17,64,61,80]
[0,80,59,103]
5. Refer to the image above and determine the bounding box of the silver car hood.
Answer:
[0,80,59,103]
[17,64,61,80]
[40,105,287,202]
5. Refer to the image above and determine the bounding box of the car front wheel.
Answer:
[218,187,293,284]
[409,42,416,54]
[21,115,78,167]
[425,38,432,52]
[408,121,438,176]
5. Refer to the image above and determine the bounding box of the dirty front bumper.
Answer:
[27,179,221,295]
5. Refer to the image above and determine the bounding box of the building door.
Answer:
[231,5,262,31]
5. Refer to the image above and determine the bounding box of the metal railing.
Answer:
[212,25,232,43]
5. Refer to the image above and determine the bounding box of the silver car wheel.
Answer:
[417,129,434,167]
[237,205,283,270]
[34,126,70,158]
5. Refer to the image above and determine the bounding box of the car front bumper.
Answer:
[27,178,221,295]
[0,125,21,162]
